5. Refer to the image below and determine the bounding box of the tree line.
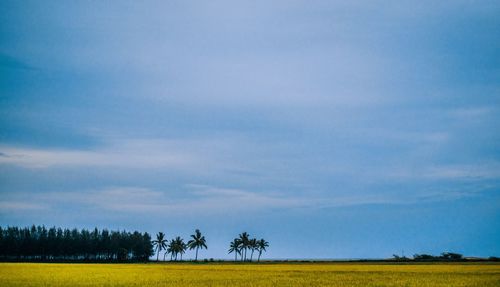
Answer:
[0,225,153,261]
[413,252,464,261]
[0,226,270,262]
[393,252,487,262]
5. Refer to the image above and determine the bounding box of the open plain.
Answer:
[0,262,499,287]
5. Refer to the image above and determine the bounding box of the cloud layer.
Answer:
[1,0,499,258]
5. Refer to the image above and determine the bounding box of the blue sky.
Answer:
[1,0,499,259]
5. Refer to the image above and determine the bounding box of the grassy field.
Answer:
[0,262,499,286]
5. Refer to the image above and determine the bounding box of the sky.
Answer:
[0,0,499,259]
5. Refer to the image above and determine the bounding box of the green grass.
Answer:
[0,262,499,286]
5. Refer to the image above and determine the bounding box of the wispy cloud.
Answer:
[383,163,500,181]
[2,181,491,218]
[33,185,309,215]
[0,201,48,212]
[448,107,494,120]
[0,140,202,169]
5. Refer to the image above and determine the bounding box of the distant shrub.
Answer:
[441,252,463,260]
[413,254,436,260]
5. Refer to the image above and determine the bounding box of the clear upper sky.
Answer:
[1,1,499,259]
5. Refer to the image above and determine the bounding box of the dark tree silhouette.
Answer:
[249,238,257,261]
[152,232,168,261]
[168,236,187,261]
[0,225,153,262]
[187,229,207,261]
[177,237,187,261]
[228,238,241,261]
[238,232,250,261]
[166,240,174,261]
[441,252,463,260]
[229,234,269,263]
[257,239,269,262]
[413,252,464,261]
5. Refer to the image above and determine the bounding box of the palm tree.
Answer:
[187,229,207,261]
[249,238,257,261]
[177,237,187,261]
[167,239,175,261]
[257,239,269,262]
[238,232,250,261]
[152,232,168,261]
[169,236,186,261]
[168,238,178,261]
[228,238,241,261]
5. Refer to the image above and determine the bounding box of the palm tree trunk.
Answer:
[258,251,261,262]
[251,249,254,261]
[156,248,160,261]
[195,247,199,261]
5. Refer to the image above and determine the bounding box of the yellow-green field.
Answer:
[0,262,499,286]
